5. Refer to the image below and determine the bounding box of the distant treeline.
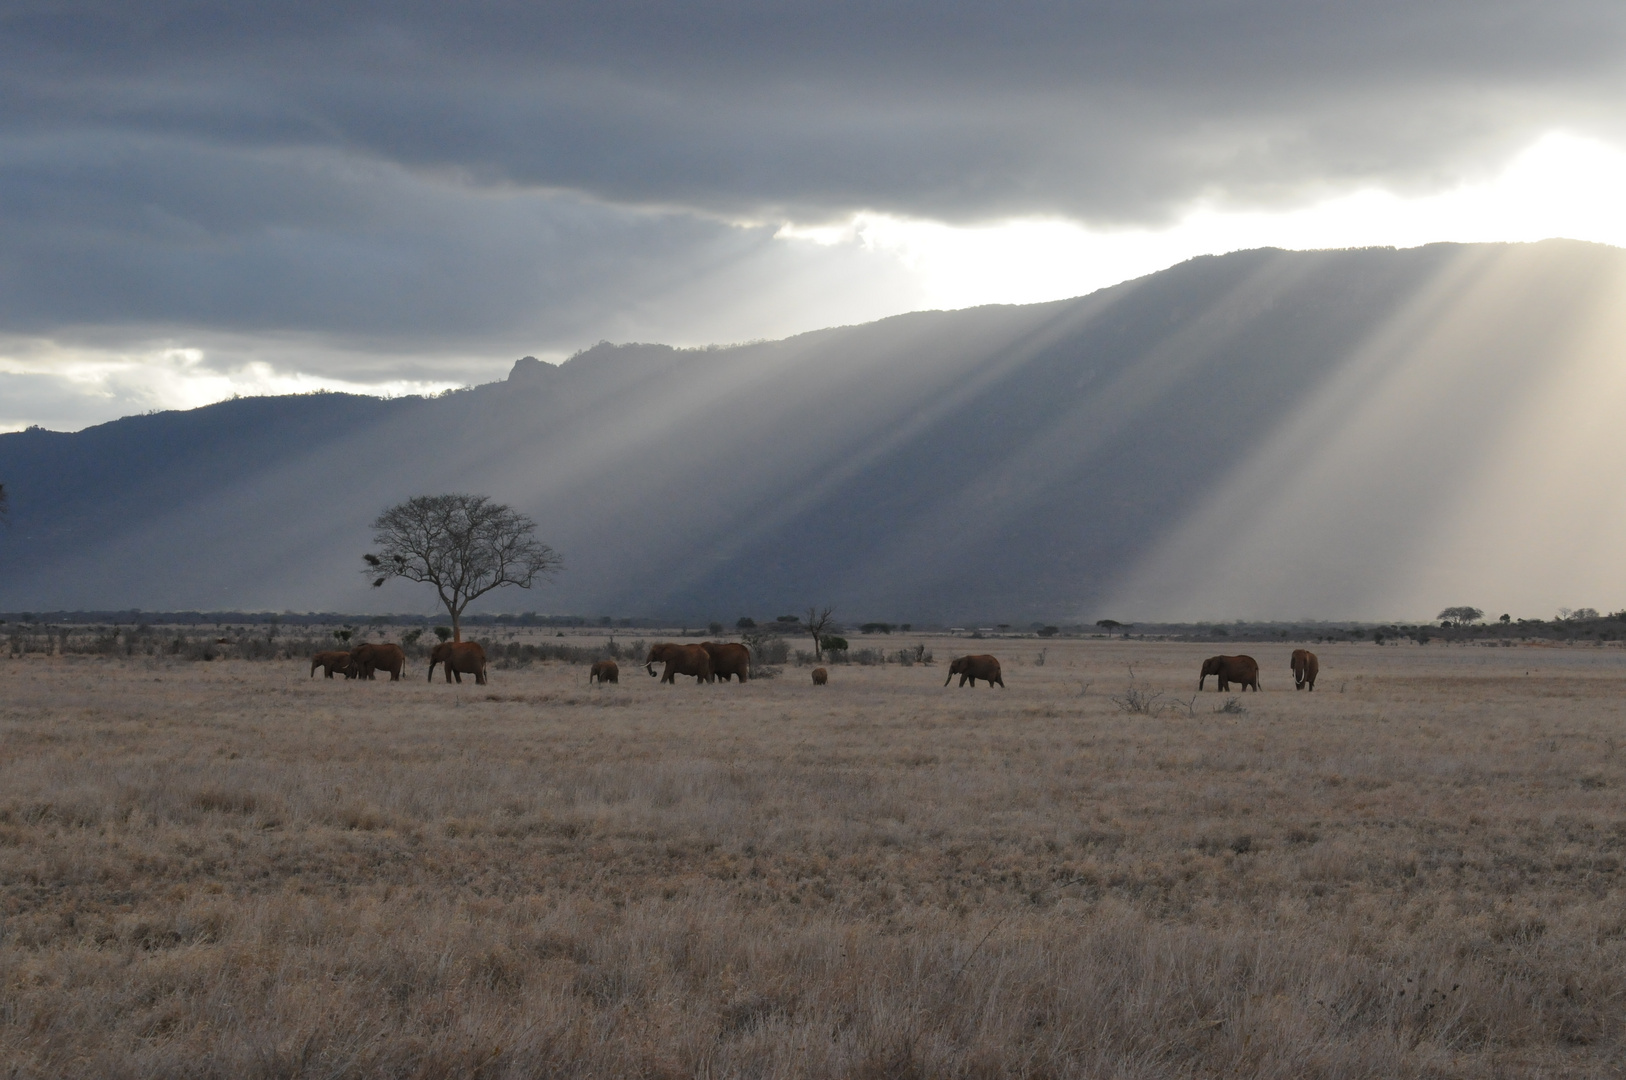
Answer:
[3,610,1623,646]
[1159,612,1626,645]
[0,611,671,629]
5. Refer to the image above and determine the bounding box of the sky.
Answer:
[5,2,1626,432]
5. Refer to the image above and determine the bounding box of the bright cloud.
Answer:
[0,339,462,433]
[780,132,1626,311]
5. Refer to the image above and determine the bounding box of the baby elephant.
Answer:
[590,659,619,684]
[309,650,355,679]
[811,667,829,685]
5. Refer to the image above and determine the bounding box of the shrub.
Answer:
[740,629,789,668]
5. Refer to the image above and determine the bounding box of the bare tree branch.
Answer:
[805,606,834,662]
[364,494,560,641]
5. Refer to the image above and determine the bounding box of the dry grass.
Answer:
[2,639,1624,1078]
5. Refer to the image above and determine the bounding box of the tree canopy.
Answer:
[364,494,560,641]
[1437,606,1484,627]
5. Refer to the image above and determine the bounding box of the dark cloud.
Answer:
[0,131,922,366]
[4,2,1622,223]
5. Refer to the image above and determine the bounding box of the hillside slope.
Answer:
[4,240,1625,622]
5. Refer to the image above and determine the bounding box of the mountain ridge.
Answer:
[4,239,1625,622]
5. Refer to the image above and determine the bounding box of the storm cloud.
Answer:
[9,2,1624,219]
[2,2,1625,422]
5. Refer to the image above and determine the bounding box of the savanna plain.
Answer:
[2,637,1625,1078]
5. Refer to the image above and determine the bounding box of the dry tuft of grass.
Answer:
[2,639,1625,1077]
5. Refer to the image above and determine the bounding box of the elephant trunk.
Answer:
[944,670,953,686]
[647,663,659,677]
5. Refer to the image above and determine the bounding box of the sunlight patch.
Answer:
[775,131,1626,312]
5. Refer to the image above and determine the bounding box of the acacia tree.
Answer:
[1437,606,1483,628]
[364,494,560,642]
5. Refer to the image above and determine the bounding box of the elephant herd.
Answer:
[1199,649,1319,692]
[309,640,1323,695]
[309,640,489,684]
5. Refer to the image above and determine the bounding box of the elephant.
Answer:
[1199,655,1260,692]
[645,643,715,684]
[590,659,619,684]
[946,654,1004,688]
[701,641,751,683]
[350,642,406,681]
[310,650,356,679]
[1291,649,1319,691]
[428,641,488,684]
[811,667,828,685]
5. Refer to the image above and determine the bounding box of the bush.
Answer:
[740,629,788,669]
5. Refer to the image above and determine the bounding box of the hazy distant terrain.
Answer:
[3,240,1624,622]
